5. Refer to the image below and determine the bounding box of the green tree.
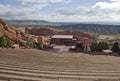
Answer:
[0,36,11,47]
[34,42,42,49]
[23,42,28,48]
[97,41,109,51]
[97,42,103,51]
[111,42,120,53]
[6,37,10,47]
[102,41,109,50]
[0,37,8,47]
[19,41,26,48]
[90,42,98,51]
[29,42,35,48]
[15,39,19,44]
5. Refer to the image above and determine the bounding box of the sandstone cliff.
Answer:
[0,18,34,43]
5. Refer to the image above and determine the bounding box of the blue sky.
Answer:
[0,0,120,22]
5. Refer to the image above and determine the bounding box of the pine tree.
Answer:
[102,41,109,50]
[97,41,109,51]
[90,42,98,51]
[111,42,120,53]
[97,42,103,51]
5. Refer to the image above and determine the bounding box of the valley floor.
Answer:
[0,49,120,81]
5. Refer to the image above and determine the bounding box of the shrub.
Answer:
[0,36,10,47]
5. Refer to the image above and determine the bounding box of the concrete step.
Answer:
[0,63,120,73]
[1,66,120,74]
[0,67,120,80]
[0,74,94,81]
[0,68,120,77]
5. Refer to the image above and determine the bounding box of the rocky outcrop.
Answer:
[0,18,34,43]
[25,27,56,36]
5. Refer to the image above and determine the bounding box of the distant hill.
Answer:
[6,20,120,34]
[6,20,59,26]
[54,24,120,34]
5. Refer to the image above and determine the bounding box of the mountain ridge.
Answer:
[6,20,120,25]
[6,20,120,34]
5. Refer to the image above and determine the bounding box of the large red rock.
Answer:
[0,18,34,43]
[25,27,56,36]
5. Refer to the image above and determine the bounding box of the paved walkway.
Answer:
[49,45,71,53]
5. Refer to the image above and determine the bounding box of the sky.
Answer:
[0,0,120,22]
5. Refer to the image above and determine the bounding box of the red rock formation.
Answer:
[0,18,34,43]
[26,27,56,36]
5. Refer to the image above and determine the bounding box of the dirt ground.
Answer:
[0,49,120,81]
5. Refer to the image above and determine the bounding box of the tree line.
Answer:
[90,41,120,53]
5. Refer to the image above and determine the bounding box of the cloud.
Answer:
[0,4,25,19]
[55,0,120,21]
[20,0,72,12]
[111,0,120,2]
[0,0,72,20]
[0,3,45,20]
[95,0,120,9]
[0,0,120,22]
[20,0,72,6]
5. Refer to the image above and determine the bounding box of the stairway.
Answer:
[0,49,120,81]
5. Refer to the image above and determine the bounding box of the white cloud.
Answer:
[0,0,72,20]
[0,4,25,19]
[20,0,72,12]
[111,0,120,2]
[95,0,120,9]
[20,0,72,5]
[0,0,120,22]
[55,0,120,22]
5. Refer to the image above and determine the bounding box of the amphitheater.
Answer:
[0,49,120,81]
